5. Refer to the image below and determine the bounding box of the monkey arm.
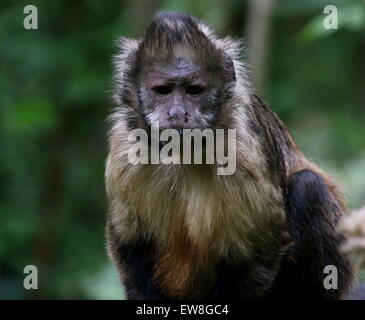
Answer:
[269,169,353,299]
[107,222,166,300]
[211,254,286,300]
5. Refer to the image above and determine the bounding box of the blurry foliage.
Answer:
[0,0,364,299]
[298,0,365,42]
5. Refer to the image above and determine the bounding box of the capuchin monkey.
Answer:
[105,12,354,300]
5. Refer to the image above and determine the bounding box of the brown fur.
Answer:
[106,12,352,299]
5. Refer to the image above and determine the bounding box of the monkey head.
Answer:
[118,13,237,131]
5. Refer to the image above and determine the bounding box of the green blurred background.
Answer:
[0,0,364,299]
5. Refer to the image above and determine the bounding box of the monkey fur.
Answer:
[105,12,354,300]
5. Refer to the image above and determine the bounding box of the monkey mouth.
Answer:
[159,120,197,131]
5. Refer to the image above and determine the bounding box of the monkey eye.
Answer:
[185,85,205,95]
[152,85,173,95]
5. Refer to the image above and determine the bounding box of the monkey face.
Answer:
[138,58,224,131]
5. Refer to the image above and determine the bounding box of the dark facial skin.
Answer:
[139,58,222,130]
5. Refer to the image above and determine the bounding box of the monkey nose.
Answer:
[167,108,188,121]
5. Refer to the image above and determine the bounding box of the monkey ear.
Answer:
[222,53,236,83]
[114,37,141,79]
[113,37,141,106]
[217,53,237,99]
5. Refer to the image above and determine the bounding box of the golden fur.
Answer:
[105,20,347,298]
